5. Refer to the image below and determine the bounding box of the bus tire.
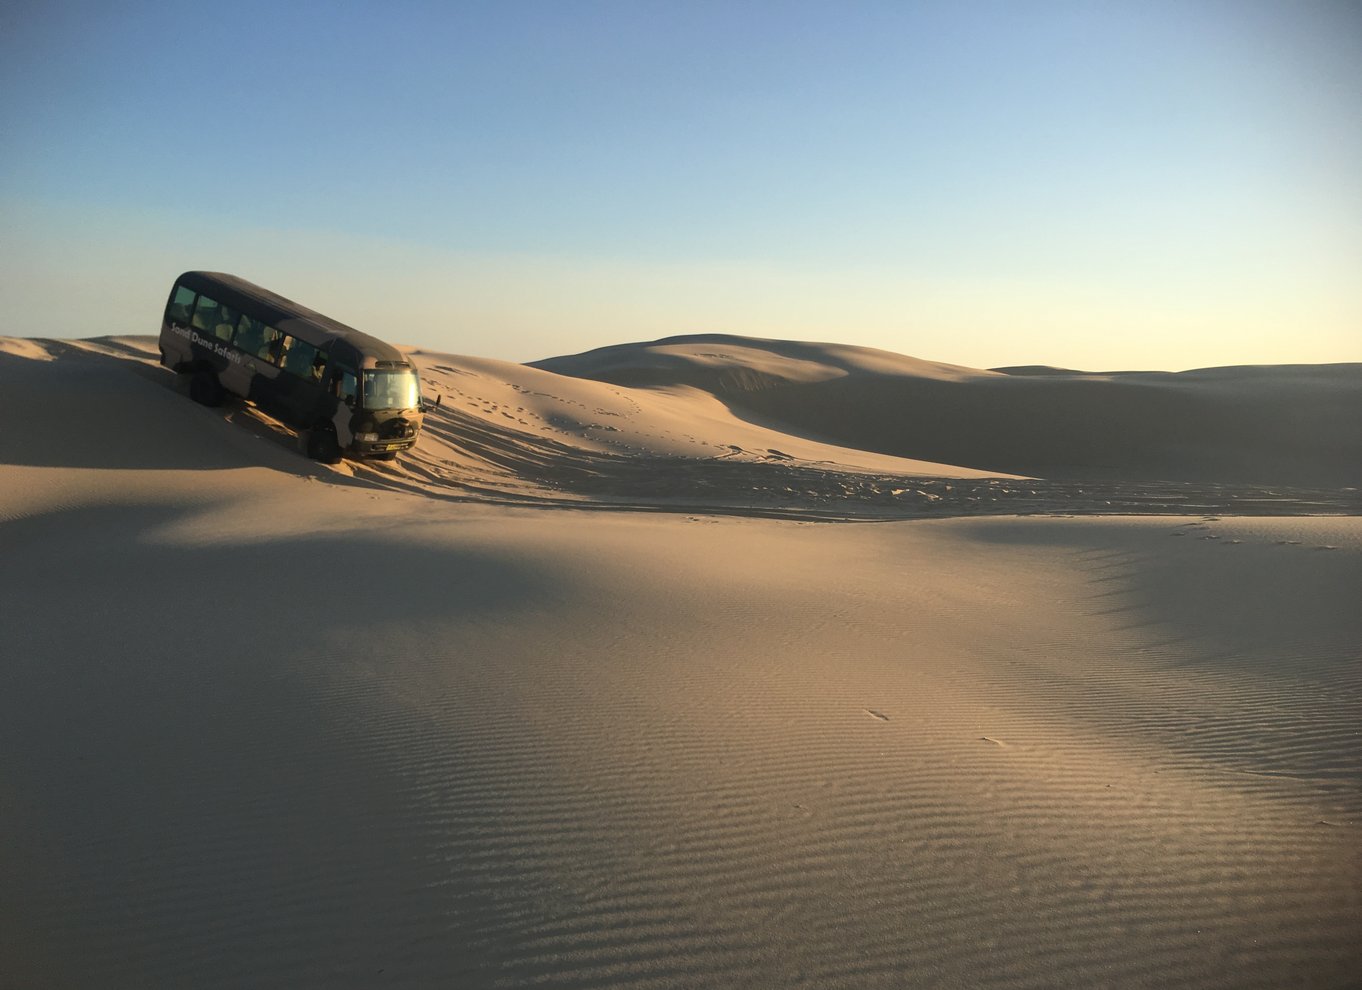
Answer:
[373,451,399,462]
[307,426,342,464]
[189,371,224,407]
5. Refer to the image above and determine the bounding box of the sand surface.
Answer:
[2,336,1359,988]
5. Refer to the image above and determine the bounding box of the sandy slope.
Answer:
[2,336,1360,989]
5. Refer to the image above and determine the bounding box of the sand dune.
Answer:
[535,334,1362,487]
[2,335,1359,988]
[7,335,1356,519]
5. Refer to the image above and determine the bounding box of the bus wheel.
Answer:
[189,372,224,406]
[307,427,342,464]
[374,451,398,462]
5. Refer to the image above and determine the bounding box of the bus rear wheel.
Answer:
[189,371,224,407]
[306,426,342,464]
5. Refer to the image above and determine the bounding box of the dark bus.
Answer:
[158,271,435,462]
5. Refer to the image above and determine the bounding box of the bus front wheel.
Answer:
[189,372,224,407]
[307,427,342,464]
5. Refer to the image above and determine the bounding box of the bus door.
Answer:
[323,363,359,446]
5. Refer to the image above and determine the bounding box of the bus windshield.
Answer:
[362,370,420,410]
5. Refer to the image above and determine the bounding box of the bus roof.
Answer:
[177,271,410,369]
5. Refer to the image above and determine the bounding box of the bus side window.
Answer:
[191,294,220,333]
[280,335,318,380]
[167,285,196,326]
[216,304,241,343]
[262,326,285,364]
[233,314,264,355]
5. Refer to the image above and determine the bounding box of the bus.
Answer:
[157,271,436,462]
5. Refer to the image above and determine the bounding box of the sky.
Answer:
[1,0,1358,370]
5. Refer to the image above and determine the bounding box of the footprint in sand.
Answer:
[864,709,890,722]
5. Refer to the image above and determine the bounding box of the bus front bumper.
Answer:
[353,437,417,457]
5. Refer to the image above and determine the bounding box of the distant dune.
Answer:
[535,334,1362,487]
[2,333,1360,988]
[990,364,1089,376]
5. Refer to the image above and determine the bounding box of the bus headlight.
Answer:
[357,432,379,442]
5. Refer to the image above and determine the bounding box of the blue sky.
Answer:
[2,0,1358,369]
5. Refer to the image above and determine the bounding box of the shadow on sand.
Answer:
[1,497,579,988]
